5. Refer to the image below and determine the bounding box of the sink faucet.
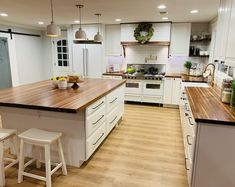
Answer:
[203,63,215,86]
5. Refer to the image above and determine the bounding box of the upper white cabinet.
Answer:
[121,23,171,42]
[225,0,235,65]
[170,23,191,56]
[214,0,232,62]
[105,25,122,56]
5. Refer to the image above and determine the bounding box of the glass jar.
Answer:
[231,81,235,109]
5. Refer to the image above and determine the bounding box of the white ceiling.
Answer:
[0,0,220,29]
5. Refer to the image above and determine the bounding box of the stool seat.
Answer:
[0,129,17,141]
[18,128,62,144]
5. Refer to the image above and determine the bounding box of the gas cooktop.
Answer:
[124,73,165,80]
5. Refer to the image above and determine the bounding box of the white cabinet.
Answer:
[121,23,171,42]
[105,25,122,56]
[225,0,235,65]
[170,23,191,56]
[163,78,181,105]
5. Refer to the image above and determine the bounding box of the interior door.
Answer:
[52,38,71,76]
[0,37,12,89]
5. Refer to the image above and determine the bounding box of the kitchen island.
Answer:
[0,78,126,167]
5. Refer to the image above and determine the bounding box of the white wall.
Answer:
[0,24,53,86]
[124,45,208,73]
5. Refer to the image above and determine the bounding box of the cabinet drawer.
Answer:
[106,89,119,113]
[86,123,106,159]
[86,105,106,138]
[125,94,141,102]
[107,106,119,134]
[142,95,163,103]
[86,97,106,116]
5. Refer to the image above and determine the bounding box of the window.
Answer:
[56,39,69,67]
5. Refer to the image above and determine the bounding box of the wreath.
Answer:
[134,23,154,44]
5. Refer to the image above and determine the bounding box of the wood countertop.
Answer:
[0,78,126,113]
[181,75,207,83]
[186,86,235,125]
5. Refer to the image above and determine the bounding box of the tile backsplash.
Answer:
[124,45,209,73]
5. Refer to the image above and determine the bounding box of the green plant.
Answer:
[184,61,192,69]
[134,23,154,44]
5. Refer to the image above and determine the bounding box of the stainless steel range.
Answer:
[124,64,165,104]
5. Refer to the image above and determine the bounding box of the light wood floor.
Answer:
[4,104,188,187]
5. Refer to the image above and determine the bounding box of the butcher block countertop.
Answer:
[0,78,126,113]
[186,86,235,125]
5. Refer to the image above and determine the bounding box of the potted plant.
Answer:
[184,61,192,75]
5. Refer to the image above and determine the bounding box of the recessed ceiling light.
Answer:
[162,17,169,20]
[115,18,121,22]
[190,10,199,14]
[0,13,8,17]
[38,21,44,25]
[74,20,80,23]
[158,5,167,9]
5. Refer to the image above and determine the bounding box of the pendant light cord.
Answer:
[98,15,100,33]
[50,0,54,22]
[76,5,83,29]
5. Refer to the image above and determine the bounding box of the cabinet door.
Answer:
[226,0,235,65]
[163,78,173,104]
[72,44,85,76]
[105,25,122,56]
[170,23,191,57]
[171,78,182,105]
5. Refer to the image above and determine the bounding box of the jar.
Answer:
[221,88,232,104]
[231,81,235,109]
[221,78,233,100]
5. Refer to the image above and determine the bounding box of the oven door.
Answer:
[125,80,142,95]
[143,81,163,95]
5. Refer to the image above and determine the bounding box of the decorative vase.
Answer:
[58,80,67,90]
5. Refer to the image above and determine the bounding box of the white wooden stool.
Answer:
[17,128,67,187]
[0,129,18,187]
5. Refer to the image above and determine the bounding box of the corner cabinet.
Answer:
[163,78,181,105]
[121,23,171,42]
[170,23,191,56]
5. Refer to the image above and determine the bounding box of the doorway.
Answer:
[0,37,12,89]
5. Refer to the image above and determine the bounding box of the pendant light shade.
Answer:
[75,5,87,40]
[94,13,103,42]
[47,0,61,37]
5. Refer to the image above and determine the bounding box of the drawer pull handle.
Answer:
[92,115,105,125]
[92,101,104,110]
[93,133,105,146]
[188,117,194,126]
[185,103,190,111]
[110,116,118,124]
[185,113,189,117]
[185,158,190,170]
[186,135,192,145]
[110,97,118,104]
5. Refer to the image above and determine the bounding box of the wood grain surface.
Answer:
[0,79,126,113]
[4,104,188,187]
[186,86,235,125]
[181,75,207,83]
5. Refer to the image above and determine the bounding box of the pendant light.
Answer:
[94,13,103,42]
[75,4,87,40]
[46,0,61,37]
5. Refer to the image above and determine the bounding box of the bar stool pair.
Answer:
[0,128,67,187]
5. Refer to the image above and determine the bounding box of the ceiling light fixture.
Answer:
[115,18,122,22]
[158,5,167,9]
[94,13,103,42]
[38,21,44,25]
[0,13,8,17]
[46,0,61,37]
[162,17,169,20]
[74,20,80,23]
[74,4,87,40]
[190,10,199,14]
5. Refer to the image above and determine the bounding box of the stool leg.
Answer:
[44,145,51,187]
[12,135,19,161]
[0,142,5,187]
[57,139,67,175]
[18,140,24,183]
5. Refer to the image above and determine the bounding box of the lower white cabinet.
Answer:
[163,78,181,105]
[85,85,124,160]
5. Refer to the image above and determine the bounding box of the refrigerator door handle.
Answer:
[86,48,88,77]
[82,48,86,76]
